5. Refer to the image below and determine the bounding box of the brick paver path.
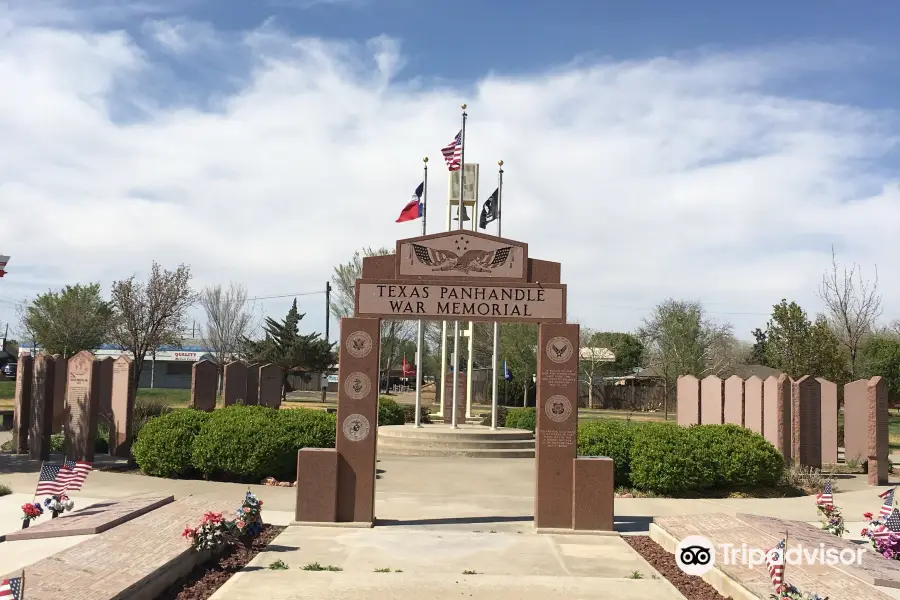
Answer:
[2,494,235,600]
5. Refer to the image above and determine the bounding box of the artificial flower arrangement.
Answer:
[44,494,75,518]
[21,502,43,523]
[182,491,265,552]
[815,502,847,537]
[860,512,900,560]
[770,583,829,599]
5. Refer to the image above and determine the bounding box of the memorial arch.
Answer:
[295,230,612,532]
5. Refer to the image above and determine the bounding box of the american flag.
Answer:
[0,576,22,600]
[880,488,895,518]
[880,487,896,498]
[873,523,892,541]
[816,480,833,505]
[58,459,92,491]
[765,539,786,589]
[441,131,462,171]
[886,508,900,533]
[35,462,67,495]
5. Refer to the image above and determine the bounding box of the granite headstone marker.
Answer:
[222,361,248,406]
[110,355,135,457]
[29,353,56,460]
[743,375,764,434]
[65,351,99,461]
[792,376,822,469]
[258,363,283,409]
[12,353,33,454]
[51,354,67,434]
[96,356,114,425]
[676,375,700,426]
[190,360,217,411]
[817,377,838,465]
[723,375,744,426]
[763,374,791,464]
[535,322,579,530]
[700,375,724,424]
[245,363,260,405]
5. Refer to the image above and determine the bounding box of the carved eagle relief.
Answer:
[411,243,513,274]
[550,341,569,360]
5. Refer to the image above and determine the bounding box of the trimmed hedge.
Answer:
[133,405,335,482]
[505,407,536,431]
[576,420,786,495]
[132,409,212,478]
[401,403,432,424]
[480,406,509,427]
[378,397,405,426]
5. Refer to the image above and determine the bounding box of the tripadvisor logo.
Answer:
[674,535,864,577]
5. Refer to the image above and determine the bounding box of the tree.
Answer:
[748,328,768,365]
[331,247,413,390]
[109,262,198,397]
[21,283,112,358]
[499,323,538,406]
[242,299,334,399]
[638,299,735,416]
[859,334,900,404]
[589,331,644,376]
[818,247,882,379]
[199,283,255,388]
[763,299,848,382]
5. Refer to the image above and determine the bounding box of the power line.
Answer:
[246,290,325,301]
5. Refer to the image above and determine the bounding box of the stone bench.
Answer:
[2,494,235,600]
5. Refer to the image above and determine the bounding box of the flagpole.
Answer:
[20,568,25,600]
[414,157,428,428]
[490,160,504,430]
[450,103,467,430]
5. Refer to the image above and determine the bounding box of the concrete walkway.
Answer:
[2,453,898,598]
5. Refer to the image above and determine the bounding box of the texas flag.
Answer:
[396,183,424,223]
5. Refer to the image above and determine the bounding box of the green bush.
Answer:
[48,431,107,453]
[480,406,508,427]
[378,397,405,426]
[629,422,715,494]
[837,421,844,447]
[191,405,336,483]
[400,403,432,424]
[505,407,536,431]
[132,396,173,439]
[0,482,11,496]
[577,420,637,486]
[687,425,784,489]
[133,409,211,478]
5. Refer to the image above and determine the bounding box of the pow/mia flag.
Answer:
[479,188,499,229]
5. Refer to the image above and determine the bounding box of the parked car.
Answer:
[1,362,16,380]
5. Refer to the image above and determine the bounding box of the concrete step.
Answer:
[379,438,536,450]
[377,447,536,458]
[378,427,534,442]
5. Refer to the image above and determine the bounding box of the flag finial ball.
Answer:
[461,103,467,110]
[423,156,428,163]
[498,160,504,166]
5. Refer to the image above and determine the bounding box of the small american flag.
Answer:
[0,576,22,600]
[880,489,895,518]
[441,131,462,171]
[816,480,833,505]
[873,523,892,541]
[886,508,900,533]
[880,487,896,498]
[765,539,786,589]
[35,463,67,496]
[58,459,92,491]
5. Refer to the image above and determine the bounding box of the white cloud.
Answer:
[142,18,219,54]
[0,13,897,342]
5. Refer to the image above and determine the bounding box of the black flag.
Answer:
[479,188,499,229]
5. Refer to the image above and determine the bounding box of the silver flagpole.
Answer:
[490,160,503,430]
[451,104,467,429]
[414,157,428,428]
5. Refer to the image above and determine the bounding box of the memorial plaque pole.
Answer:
[336,317,381,524]
[535,323,579,530]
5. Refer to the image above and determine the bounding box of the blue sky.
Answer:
[0,0,898,343]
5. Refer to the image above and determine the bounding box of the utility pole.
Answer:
[322,281,332,403]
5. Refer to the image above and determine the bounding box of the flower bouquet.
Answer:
[770,583,829,599]
[816,503,847,537]
[182,491,265,552]
[860,512,900,559]
[44,494,75,518]
[182,511,230,552]
[21,502,43,528]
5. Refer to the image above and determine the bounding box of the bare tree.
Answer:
[109,262,198,397]
[577,326,607,409]
[199,283,255,387]
[818,247,882,379]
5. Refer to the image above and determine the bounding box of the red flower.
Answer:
[864,512,874,520]
[862,528,869,536]
[182,525,196,538]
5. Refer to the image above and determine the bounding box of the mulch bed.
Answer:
[157,524,285,600]
[624,535,732,600]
